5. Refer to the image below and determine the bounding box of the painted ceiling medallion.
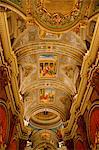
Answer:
[33,0,87,32]
[42,0,76,15]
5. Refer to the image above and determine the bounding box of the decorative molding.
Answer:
[32,0,90,32]
[0,10,28,140]
[0,1,26,20]
[63,16,99,140]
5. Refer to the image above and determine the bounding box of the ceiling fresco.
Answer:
[4,0,94,142]
[0,0,99,149]
[0,0,92,32]
[12,25,87,145]
[42,0,75,15]
[32,0,89,32]
[1,0,99,33]
[39,54,57,78]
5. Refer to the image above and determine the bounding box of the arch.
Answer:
[0,1,26,20]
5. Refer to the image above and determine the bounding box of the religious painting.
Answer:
[39,54,57,78]
[40,88,55,103]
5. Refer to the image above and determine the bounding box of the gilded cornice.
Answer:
[0,0,26,20]
[63,16,99,140]
[21,79,75,96]
[0,1,98,143]
[0,46,28,139]
[25,104,66,123]
[32,0,90,32]
[0,11,28,139]
[14,42,85,65]
[32,129,58,150]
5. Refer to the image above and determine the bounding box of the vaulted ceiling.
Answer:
[0,0,99,149]
[13,28,85,129]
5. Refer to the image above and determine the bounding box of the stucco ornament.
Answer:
[32,0,89,32]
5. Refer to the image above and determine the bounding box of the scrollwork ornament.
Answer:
[32,0,87,32]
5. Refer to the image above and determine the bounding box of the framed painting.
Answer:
[39,54,57,78]
[40,88,55,103]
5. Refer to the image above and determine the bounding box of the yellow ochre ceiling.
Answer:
[13,26,87,132]
[42,0,76,15]
[0,0,98,149]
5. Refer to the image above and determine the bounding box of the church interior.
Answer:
[0,0,99,149]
